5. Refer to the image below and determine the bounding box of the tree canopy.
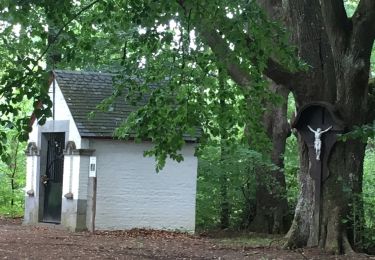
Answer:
[0,0,306,166]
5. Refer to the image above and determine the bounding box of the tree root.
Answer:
[321,207,354,255]
[283,221,304,250]
[342,233,355,255]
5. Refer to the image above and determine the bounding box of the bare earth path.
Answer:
[0,218,373,260]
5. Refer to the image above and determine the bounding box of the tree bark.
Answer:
[284,136,314,248]
[280,0,374,253]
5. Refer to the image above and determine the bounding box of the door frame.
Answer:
[36,120,69,223]
[39,132,65,223]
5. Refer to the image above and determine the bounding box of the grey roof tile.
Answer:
[53,70,199,141]
[54,70,134,138]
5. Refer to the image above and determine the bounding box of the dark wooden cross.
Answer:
[292,102,345,246]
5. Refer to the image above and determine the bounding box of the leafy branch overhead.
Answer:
[0,0,374,166]
[0,0,299,166]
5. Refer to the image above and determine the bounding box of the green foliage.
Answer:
[339,120,375,142]
[284,93,299,209]
[284,135,299,209]
[0,128,26,217]
[196,142,277,230]
[344,0,358,17]
[0,1,66,153]
[105,0,298,167]
[0,0,303,169]
[0,88,31,216]
[342,0,375,139]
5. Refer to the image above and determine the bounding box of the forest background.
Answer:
[0,0,374,254]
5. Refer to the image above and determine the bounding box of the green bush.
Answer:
[284,135,299,211]
[0,131,26,218]
[196,143,275,230]
[0,174,25,217]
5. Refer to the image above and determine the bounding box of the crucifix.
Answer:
[292,102,345,246]
[307,125,332,161]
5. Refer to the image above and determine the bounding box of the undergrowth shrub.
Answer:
[196,143,275,231]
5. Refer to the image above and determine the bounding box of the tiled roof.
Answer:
[54,70,137,138]
[53,70,198,141]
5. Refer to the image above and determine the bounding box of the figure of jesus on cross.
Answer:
[307,125,332,161]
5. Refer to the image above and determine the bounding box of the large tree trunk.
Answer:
[280,0,374,253]
[181,0,374,252]
[249,83,290,234]
[285,140,366,253]
[282,0,337,250]
[321,141,366,253]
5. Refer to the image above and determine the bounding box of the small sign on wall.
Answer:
[89,156,97,177]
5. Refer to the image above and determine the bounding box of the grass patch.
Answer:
[204,231,286,248]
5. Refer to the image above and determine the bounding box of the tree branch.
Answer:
[34,0,101,67]
[199,24,297,87]
[264,59,298,86]
[199,29,251,87]
[319,0,351,54]
[177,0,296,88]
[177,1,252,87]
[351,0,375,59]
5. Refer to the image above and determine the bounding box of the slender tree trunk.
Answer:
[10,178,14,207]
[249,83,291,234]
[219,151,230,229]
[8,139,20,209]
[218,69,230,229]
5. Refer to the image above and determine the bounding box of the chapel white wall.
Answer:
[91,140,197,232]
[28,80,82,147]
[24,80,84,226]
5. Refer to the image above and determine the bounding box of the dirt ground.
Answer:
[0,218,374,259]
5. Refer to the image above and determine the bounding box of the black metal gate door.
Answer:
[42,133,65,223]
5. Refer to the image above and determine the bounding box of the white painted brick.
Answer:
[28,80,82,149]
[78,156,89,200]
[51,81,82,148]
[92,140,197,232]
